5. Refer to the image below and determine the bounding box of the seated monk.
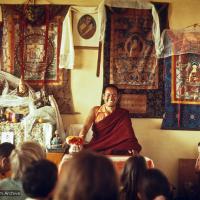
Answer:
[79,84,142,155]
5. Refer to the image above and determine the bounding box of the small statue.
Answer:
[34,87,50,108]
[51,130,63,149]
[40,87,50,106]
[17,77,29,97]
[0,107,6,122]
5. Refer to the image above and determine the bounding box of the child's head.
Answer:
[138,169,171,200]
[0,142,15,174]
[22,159,58,199]
[120,155,147,200]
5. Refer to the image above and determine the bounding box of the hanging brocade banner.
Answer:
[161,29,200,130]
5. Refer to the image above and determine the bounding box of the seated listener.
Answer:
[0,142,15,179]
[0,141,46,200]
[54,150,119,200]
[79,84,142,155]
[22,159,58,200]
[120,155,147,200]
[138,169,171,200]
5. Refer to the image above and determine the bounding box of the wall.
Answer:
[60,0,200,188]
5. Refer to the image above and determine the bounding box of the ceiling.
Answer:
[0,0,102,6]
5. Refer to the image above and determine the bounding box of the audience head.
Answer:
[22,159,58,199]
[103,84,120,107]
[138,168,171,200]
[0,142,15,174]
[120,155,147,200]
[54,150,119,200]
[10,141,46,179]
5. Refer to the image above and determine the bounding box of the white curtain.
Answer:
[59,1,106,69]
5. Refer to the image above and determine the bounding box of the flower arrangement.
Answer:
[66,136,84,146]
[66,136,83,155]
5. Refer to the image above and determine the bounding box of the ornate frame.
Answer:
[72,11,100,47]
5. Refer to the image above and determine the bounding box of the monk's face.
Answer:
[103,87,119,107]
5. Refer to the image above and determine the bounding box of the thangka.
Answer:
[0,5,74,114]
[161,30,200,130]
[103,1,168,118]
[109,8,158,90]
[1,5,66,84]
[171,54,200,104]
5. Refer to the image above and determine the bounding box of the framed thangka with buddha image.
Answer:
[103,2,169,118]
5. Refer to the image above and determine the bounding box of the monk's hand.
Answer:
[128,149,139,156]
[79,133,84,139]
[79,134,86,144]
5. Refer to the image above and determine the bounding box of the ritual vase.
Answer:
[68,144,82,155]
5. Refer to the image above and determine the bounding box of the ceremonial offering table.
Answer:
[47,152,64,165]
[0,122,53,147]
[47,152,154,174]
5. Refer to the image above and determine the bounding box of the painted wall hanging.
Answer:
[103,2,169,117]
[161,28,200,130]
[0,5,74,114]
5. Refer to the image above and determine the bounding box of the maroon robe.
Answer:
[85,108,142,155]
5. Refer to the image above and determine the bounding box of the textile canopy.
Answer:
[160,28,200,57]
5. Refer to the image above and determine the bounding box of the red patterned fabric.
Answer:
[85,108,142,155]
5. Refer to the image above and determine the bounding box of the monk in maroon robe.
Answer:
[79,84,142,155]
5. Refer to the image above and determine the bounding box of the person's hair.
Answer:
[103,84,120,94]
[0,142,15,158]
[138,168,171,200]
[10,141,46,179]
[22,159,58,199]
[120,155,147,200]
[54,150,119,200]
